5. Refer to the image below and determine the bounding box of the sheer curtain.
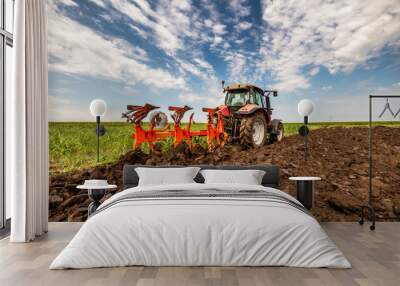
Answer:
[8,0,48,242]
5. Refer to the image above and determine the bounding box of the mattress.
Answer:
[50,183,351,269]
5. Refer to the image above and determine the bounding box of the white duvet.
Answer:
[50,183,351,269]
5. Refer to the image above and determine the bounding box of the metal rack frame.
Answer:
[359,95,400,230]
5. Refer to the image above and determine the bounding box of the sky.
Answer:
[48,0,400,123]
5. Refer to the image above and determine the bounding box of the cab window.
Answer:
[226,89,255,106]
[254,90,264,107]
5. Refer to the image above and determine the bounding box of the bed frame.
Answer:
[122,164,280,189]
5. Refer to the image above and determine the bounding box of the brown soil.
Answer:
[49,126,400,222]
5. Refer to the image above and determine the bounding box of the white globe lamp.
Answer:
[89,99,107,162]
[298,99,314,117]
[90,99,107,117]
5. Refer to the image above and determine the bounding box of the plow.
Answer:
[122,104,227,151]
[122,82,284,151]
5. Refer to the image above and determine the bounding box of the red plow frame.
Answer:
[122,104,227,151]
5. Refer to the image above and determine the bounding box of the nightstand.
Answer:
[77,180,117,216]
[289,177,321,210]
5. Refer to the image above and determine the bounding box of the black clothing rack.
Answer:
[359,95,400,230]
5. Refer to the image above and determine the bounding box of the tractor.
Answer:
[214,81,284,148]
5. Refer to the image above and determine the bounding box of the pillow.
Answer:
[135,167,201,186]
[200,169,266,185]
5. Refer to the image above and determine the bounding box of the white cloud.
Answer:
[58,0,77,6]
[176,59,204,78]
[212,24,227,35]
[108,0,204,55]
[88,0,106,8]
[322,85,333,90]
[219,47,261,84]
[194,58,213,70]
[48,94,88,121]
[48,2,186,90]
[178,87,224,107]
[309,66,320,76]
[213,36,223,45]
[229,0,251,18]
[234,38,246,45]
[48,94,71,106]
[103,0,222,88]
[129,24,149,39]
[237,21,252,31]
[259,0,400,92]
[374,82,400,94]
[225,53,247,80]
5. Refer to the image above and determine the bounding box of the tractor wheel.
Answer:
[270,122,284,143]
[239,113,267,148]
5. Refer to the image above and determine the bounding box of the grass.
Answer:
[49,121,400,174]
[49,122,208,174]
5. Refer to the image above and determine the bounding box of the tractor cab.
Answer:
[223,83,277,116]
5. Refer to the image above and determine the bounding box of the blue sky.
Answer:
[48,0,400,122]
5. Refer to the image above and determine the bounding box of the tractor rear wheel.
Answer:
[239,113,267,148]
[270,122,284,143]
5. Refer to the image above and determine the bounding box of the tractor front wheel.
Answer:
[270,122,284,143]
[239,113,267,148]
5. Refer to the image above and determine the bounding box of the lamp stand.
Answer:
[96,115,100,163]
[304,116,308,161]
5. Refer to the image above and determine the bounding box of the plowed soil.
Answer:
[49,126,400,222]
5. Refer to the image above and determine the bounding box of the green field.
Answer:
[49,122,207,174]
[49,121,400,174]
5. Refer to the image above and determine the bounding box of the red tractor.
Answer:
[214,81,284,148]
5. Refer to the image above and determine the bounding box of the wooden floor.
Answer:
[0,222,399,286]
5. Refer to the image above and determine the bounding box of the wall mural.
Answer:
[48,0,400,222]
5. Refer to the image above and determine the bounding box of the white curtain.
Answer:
[8,0,49,242]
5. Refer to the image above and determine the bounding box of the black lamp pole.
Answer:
[298,115,310,161]
[304,115,308,161]
[96,115,100,163]
[298,99,314,161]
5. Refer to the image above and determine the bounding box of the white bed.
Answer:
[50,183,351,269]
